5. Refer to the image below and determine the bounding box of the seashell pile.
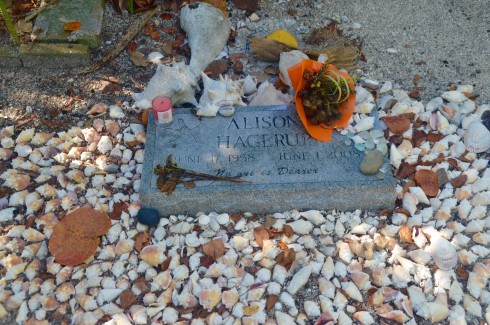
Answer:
[2,71,490,324]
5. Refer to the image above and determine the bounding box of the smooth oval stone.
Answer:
[359,150,384,175]
[482,110,490,131]
[219,106,235,117]
[136,208,160,226]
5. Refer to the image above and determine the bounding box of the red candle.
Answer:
[152,97,173,126]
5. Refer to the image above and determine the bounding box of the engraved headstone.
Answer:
[141,105,395,215]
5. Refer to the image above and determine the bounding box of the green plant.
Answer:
[109,0,155,14]
[0,0,20,45]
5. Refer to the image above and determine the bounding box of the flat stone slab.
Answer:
[19,43,89,69]
[34,0,104,48]
[141,106,395,215]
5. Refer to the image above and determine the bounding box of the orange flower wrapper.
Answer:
[288,59,356,142]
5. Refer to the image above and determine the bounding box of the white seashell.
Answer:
[279,50,309,88]
[304,301,321,318]
[353,311,375,325]
[148,51,164,64]
[216,213,230,225]
[407,249,431,265]
[249,81,293,106]
[464,121,490,153]
[429,235,457,270]
[465,219,485,233]
[287,266,311,295]
[275,311,295,324]
[242,75,257,95]
[199,285,221,310]
[442,91,466,103]
[354,116,374,132]
[403,192,418,216]
[129,305,147,324]
[287,219,313,234]
[389,144,403,169]
[463,294,482,317]
[379,81,392,94]
[199,215,210,226]
[341,282,362,301]
[354,102,375,114]
[185,234,200,248]
[197,73,245,117]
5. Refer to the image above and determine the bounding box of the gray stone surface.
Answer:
[34,0,104,48]
[0,47,22,68]
[19,43,89,69]
[141,105,395,215]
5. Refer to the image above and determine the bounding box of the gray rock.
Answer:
[436,168,449,186]
[359,150,384,175]
[141,105,395,215]
[218,106,235,117]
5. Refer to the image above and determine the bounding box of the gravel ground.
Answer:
[1,1,490,325]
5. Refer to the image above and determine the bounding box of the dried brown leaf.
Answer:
[203,239,225,260]
[231,0,258,12]
[414,169,439,197]
[382,116,411,134]
[450,174,467,188]
[108,202,128,220]
[253,226,269,247]
[134,230,151,253]
[282,225,294,237]
[204,59,229,78]
[119,290,137,309]
[275,248,296,269]
[266,294,278,312]
[398,225,412,243]
[129,50,149,67]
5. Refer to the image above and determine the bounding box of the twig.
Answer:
[74,6,159,75]
[25,0,59,22]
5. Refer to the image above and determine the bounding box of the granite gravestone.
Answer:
[141,105,395,215]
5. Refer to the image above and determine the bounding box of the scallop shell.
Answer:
[464,121,490,153]
[430,236,458,270]
[216,213,230,225]
[185,234,200,248]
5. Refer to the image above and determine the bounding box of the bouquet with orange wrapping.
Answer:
[288,59,356,142]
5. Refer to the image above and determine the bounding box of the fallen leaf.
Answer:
[191,0,228,16]
[455,267,469,279]
[243,305,259,316]
[200,255,215,268]
[282,225,294,237]
[231,0,258,12]
[129,50,149,67]
[447,158,463,171]
[64,21,81,31]
[414,169,439,197]
[274,73,290,91]
[135,0,155,9]
[397,163,416,179]
[278,241,288,251]
[450,174,467,188]
[48,207,111,266]
[408,89,420,99]
[266,294,278,312]
[275,248,296,269]
[128,42,138,52]
[233,60,243,74]
[398,225,412,243]
[203,239,225,260]
[162,40,173,54]
[119,290,137,309]
[160,12,174,20]
[108,202,127,220]
[426,133,443,143]
[230,211,244,223]
[204,59,229,78]
[161,257,171,271]
[134,230,151,252]
[382,116,411,134]
[253,226,269,247]
[134,276,150,294]
[16,19,33,33]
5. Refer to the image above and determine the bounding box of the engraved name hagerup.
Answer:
[218,115,309,148]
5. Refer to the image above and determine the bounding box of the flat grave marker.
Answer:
[141,105,395,215]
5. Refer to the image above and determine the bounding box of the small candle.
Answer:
[152,97,173,126]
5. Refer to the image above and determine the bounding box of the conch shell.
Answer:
[132,2,231,109]
[196,73,246,117]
